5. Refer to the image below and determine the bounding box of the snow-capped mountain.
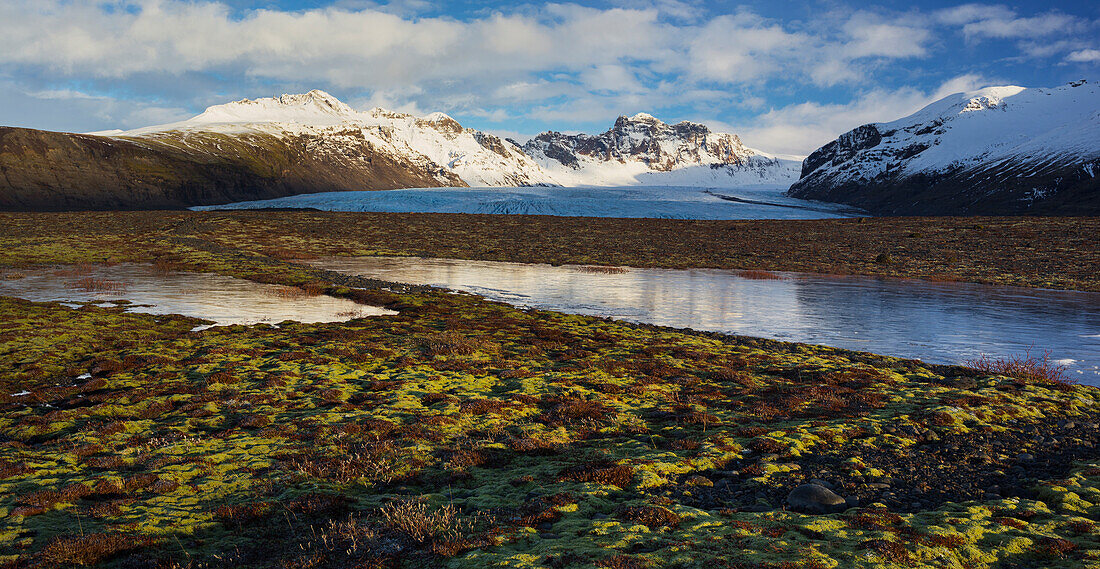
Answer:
[104,90,556,188]
[0,89,796,211]
[787,80,1100,215]
[524,113,799,188]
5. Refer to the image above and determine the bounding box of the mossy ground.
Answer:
[1,212,1098,292]
[1,212,1100,568]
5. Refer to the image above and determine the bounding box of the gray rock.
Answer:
[787,484,847,514]
[867,483,891,490]
[808,478,835,490]
[1017,453,1035,461]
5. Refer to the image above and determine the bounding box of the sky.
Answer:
[0,0,1097,155]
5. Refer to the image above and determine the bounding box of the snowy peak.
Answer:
[99,89,799,191]
[189,89,358,126]
[524,114,798,188]
[788,79,1100,215]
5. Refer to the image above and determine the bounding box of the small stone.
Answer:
[1017,453,1035,461]
[685,475,713,487]
[844,496,859,508]
[809,479,835,490]
[787,483,847,514]
[867,483,891,490]
[537,522,554,531]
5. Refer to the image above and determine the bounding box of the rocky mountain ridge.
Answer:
[523,113,799,187]
[787,80,1100,215]
[0,90,798,210]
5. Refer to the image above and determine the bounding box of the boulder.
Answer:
[787,483,847,514]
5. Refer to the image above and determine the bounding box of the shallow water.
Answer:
[0,264,395,328]
[309,256,1100,384]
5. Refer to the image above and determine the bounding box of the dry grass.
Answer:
[38,533,154,566]
[69,277,126,293]
[418,331,491,356]
[736,269,786,280]
[380,499,473,545]
[266,284,324,299]
[576,265,628,274]
[966,349,1073,388]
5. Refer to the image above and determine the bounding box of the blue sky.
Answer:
[0,0,1096,154]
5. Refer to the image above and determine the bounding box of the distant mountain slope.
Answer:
[787,80,1100,215]
[524,113,799,188]
[0,124,460,211]
[0,90,796,211]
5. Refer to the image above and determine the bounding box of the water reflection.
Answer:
[309,256,1100,383]
[0,264,395,328]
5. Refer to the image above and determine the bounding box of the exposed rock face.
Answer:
[523,113,800,188]
[787,80,1100,215]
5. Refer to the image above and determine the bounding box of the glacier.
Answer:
[192,185,860,220]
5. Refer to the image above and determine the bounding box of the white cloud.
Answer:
[1066,49,1100,63]
[0,1,1093,151]
[0,82,191,132]
[933,4,1016,26]
[841,13,931,59]
[962,12,1084,39]
[686,13,809,84]
[729,74,994,156]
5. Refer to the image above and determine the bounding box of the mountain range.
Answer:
[0,80,1096,214]
[0,90,794,211]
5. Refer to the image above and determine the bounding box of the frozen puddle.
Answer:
[309,256,1100,384]
[0,264,395,328]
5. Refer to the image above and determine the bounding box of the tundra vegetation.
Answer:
[0,211,1099,568]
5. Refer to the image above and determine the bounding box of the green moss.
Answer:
[0,216,1098,568]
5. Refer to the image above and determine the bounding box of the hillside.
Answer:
[0,91,797,211]
[787,80,1100,215]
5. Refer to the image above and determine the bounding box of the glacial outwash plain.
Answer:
[1,211,1100,568]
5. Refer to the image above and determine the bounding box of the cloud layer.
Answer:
[0,1,1096,154]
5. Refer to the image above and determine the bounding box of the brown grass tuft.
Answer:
[557,463,635,488]
[966,349,1073,389]
[736,269,785,280]
[419,331,491,356]
[615,505,680,529]
[1036,536,1077,557]
[70,277,126,293]
[38,533,154,566]
[858,539,911,563]
[576,265,629,274]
